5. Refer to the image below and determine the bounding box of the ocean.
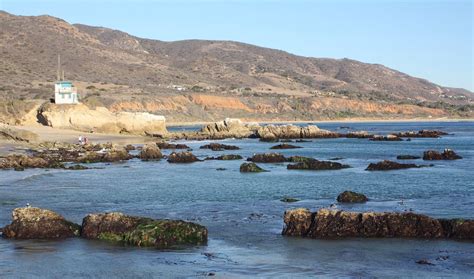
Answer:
[1,121,473,278]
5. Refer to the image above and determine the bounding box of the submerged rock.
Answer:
[199,143,240,151]
[139,143,163,161]
[205,154,243,160]
[287,159,349,171]
[396,155,421,160]
[2,207,80,239]
[365,160,422,171]
[270,144,303,149]
[423,149,462,160]
[81,212,208,248]
[337,191,368,203]
[249,153,287,163]
[156,142,190,149]
[280,197,300,203]
[240,162,267,173]
[167,151,200,163]
[282,208,473,239]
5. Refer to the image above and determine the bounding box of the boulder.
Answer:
[81,212,208,248]
[199,143,240,151]
[270,144,303,149]
[287,159,349,171]
[139,143,163,161]
[240,162,267,172]
[365,160,422,171]
[205,154,243,160]
[396,155,421,160]
[282,208,473,239]
[156,142,190,149]
[167,151,200,163]
[249,153,287,163]
[2,207,80,239]
[337,191,368,203]
[423,149,462,160]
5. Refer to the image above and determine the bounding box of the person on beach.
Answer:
[78,135,84,145]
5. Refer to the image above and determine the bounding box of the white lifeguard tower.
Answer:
[54,55,79,104]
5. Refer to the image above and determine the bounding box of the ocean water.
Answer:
[0,121,473,278]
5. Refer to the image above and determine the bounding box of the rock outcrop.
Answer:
[337,191,368,203]
[205,154,243,160]
[282,208,473,240]
[156,142,190,149]
[138,143,163,161]
[365,160,423,171]
[77,146,132,163]
[240,162,267,172]
[81,212,208,248]
[249,153,287,163]
[256,124,338,141]
[423,149,462,160]
[0,124,39,142]
[38,103,167,135]
[369,134,402,141]
[199,143,240,151]
[287,159,350,171]
[2,207,80,239]
[167,151,200,163]
[395,130,448,138]
[200,118,255,139]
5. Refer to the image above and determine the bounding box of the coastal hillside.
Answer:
[0,11,472,123]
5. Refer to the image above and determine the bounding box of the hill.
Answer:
[0,11,472,123]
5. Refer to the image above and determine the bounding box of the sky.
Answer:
[2,0,473,91]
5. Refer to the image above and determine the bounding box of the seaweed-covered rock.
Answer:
[369,134,402,141]
[337,191,368,203]
[167,151,200,163]
[287,159,349,171]
[270,144,303,149]
[423,149,462,160]
[2,207,80,239]
[205,154,243,160]
[156,142,190,149]
[199,143,240,151]
[249,153,287,163]
[365,160,421,171]
[81,212,208,248]
[395,130,448,138]
[77,147,132,163]
[282,208,473,239]
[139,143,163,161]
[240,162,267,172]
[287,156,315,163]
[396,155,421,160]
[0,154,64,170]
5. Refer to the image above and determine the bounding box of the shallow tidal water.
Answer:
[1,121,473,278]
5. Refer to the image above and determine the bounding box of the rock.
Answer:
[287,159,350,171]
[439,219,474,240]
[396,130,448,138]
[66,164,88,170]
[283,208,460,239]
[0,154,64,170]
[216,168,227,171]
[2,207,80,239]
[337,191,368,203]
[416,259,435,265]
[205,154,243,160]
[257,124,338,141]
[0,124,39,142]
[38,103,167,135]
[240,162,267,172]
[345,131,373,139]
[365,160,422,171]
[423,149,462,160]
[396,155,421,160]
[282,208,313,237]
[167,151,200,163]
[124,144,136,151]
[200,118,255,139]
[287,156,315,163]
[81,212,208,248]
[139,143,163,161]
[369,134,402,141]
[156,142,190,149]
[280,197,300,203]
[249,153,287,163]
[270,144,303,149]
[77,147,132,163]
[199,143,240,151]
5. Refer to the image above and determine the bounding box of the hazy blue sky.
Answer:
[2,0,473,91]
